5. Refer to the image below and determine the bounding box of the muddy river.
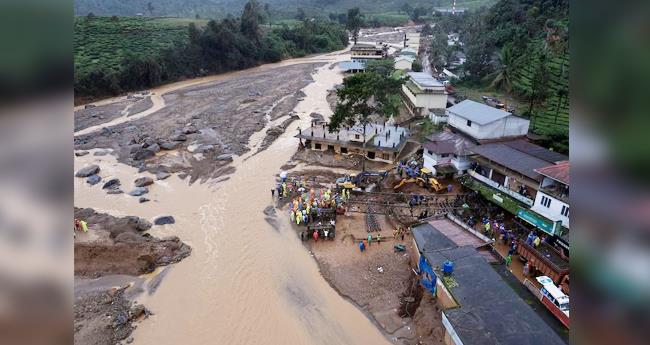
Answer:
[74,49,392,344]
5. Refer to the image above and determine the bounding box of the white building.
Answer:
[531,161,570,229]
[422,129,475,176]
[394,55,415,70]
[447,100,530,141]
[351,43,384,63]
[401,72,448,116]
[405,32,420,51]
[399,47,418,57]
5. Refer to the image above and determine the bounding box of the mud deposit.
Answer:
[74,62,324,181]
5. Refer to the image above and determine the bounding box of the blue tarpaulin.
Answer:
[418,255,437,295]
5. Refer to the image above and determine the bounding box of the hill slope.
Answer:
[74,0,495,18]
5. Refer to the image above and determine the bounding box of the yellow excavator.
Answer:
[394,168,445,192]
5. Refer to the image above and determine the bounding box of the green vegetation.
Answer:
[74,17,207,78]
[329,59,403,131]
[432,0,568,150]
[74,1,348,100]
[74,0,497,19]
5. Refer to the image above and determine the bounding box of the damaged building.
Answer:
[295,122,410,164]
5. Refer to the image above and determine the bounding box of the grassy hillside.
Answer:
[74,17,207,77]
[74,0,496,19]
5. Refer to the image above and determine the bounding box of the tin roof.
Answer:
[412,223,566,345]
[407,72,444,88]
[535,160,570,185]
[470,142,552,181]
[447,100,512,125]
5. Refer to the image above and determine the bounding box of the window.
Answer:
[427,150,433,155]
[466,120,472,127]
[441,153,449,158]
[541,195,552,208]
[354,134,360,139]
[314,143,322,150]
[341,147,348,154]
[561,205,570,217]
[382,153,390,160]
[453,154,458,158]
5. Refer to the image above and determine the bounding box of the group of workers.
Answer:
[359,232,382,252]
[73,218,89,238]
[288,187,347,226]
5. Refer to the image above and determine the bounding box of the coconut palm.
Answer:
[490,45,515,92]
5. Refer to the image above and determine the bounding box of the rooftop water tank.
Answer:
[442,260,454,275]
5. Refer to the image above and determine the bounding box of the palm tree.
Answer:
[490,45,515,93]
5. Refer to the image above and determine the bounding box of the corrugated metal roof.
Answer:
[395,55,415,62]
[339,61,365,71]
[535,160,570,185]
[470,143,551,181]
[412,223,567,345]
[503,139,568,163]
[447,100,511,125]
[424,130,475,155]
[407,72,443,88]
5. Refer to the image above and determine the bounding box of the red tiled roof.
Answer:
[535,160,570,185]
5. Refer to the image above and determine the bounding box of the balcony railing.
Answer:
[468,170,534,206]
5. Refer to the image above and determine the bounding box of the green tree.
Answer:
[329,70,403,170]
[241,0,264,40]
[365,59,395,76]
[489,44,515,92]
[412,60,423,72]
[400,3,413,15]
[346,8,363,44]
[296,7,306,21]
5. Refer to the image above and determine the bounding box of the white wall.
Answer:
[531,191,570,228]
[447,113,530,140]
[429,113,448,125]
[423,150,471,174]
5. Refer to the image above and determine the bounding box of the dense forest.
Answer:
[74,1,348,100]
[74,0,495,20]
[427,0,568,150]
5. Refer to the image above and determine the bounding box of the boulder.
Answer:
[102,178,120,189]
[169,133,187,142]
[135,218,152,231]
[75,151,89,157]
[130,304,147,319]
[143,137,157,148]
[93,149,111,156]
[182,125,198,134]
[134,176,154,187]
[128,144,142,154]
[154,216,175,225]
[128,187,149,196]
[132,148,155,161]
[195,144,214,153]
[86,175,101,185]
[214,153,233,162]
[106,189,123,195]
[139,197,150,203]
[75,165,100,177]
[159,141,178,150]
[147,143,161,153]
[155,172,171,180]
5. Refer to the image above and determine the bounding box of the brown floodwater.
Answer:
[74,49,392,345]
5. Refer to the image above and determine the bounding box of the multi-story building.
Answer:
[422,129,475,177]
[351,43,384,62]
[401,72,448,116]
[531,161,570,229]
[465,139,568,235]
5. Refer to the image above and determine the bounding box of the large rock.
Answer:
[139,197,150,203]
[132,148,155,161]
[134,176,154,187]
[102,177,120,189]
[86,175,101,185]
[106,189,123,195]
[159,141,178,150]
[195,144,214,153]
[128,187,149,196]
[214,153,233,162]
[155,172,171,180]
[148,143,161,153]
[182,125,198,134]
[75,165,100,177]
[154,216,175,225]
[135,218,152,231]
[75,150,89,157]
[169,133,187,142]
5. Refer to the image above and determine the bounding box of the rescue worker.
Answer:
[367,233,372,246]
[313,230,319,241]
[80,220,89,232]
[505,254,512,266]
[359,241,365,252]
[533,235,541,247]
[290,210,295,223]
[377,233,381,244]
